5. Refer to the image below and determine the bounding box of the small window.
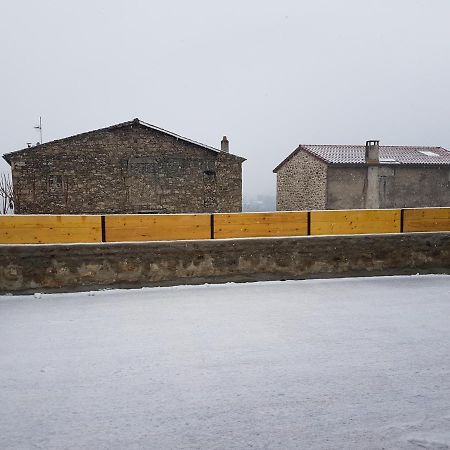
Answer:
[379,158,400,164]
[48,175,63,191]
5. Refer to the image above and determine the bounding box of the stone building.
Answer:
[3,119,245,214]
[274,141,450,210]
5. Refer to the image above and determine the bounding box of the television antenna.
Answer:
[34,116,43,144]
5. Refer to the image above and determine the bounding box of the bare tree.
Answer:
[0,173,14,214]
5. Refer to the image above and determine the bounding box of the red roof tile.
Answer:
[273,145,450,172]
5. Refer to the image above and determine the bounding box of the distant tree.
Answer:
[0,173,14,214]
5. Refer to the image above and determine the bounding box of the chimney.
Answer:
[221,136,229,153]
[365,140,379,164]
[364,140,380,209]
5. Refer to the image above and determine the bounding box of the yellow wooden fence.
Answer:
[310,209,401,235]
[213,212,308,239]
[104,214,211,242]
[0,207,448,244]
[0,215,102,244]
[403,208,450,232]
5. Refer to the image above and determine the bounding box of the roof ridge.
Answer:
[3,118,246,164]
[378,145,443,149]
[274,143,450,172]
[136,119,220,152]
[303,144,445,149]
[302,144,360,147]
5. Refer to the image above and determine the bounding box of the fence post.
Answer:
[101,216,106,242]
[210,214,215,239]
[307,211,311,236]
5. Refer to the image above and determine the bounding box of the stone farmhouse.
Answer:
[274,140,450,211]
[3,119,245,214]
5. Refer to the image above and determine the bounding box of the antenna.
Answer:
[34,116,43,144]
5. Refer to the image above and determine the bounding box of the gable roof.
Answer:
[273,144,450,172]
[3,118,245,164]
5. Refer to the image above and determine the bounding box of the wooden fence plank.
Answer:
[1,207,446,245]
[403,208,450,232]
[0,215,102,244]
[310,209,401,235]
[105,214,211,242]
[214,212,308,239]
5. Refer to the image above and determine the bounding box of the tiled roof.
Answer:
[273,144,450,172]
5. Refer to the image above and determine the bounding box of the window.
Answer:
[48,175,63,192]
[418,150,440,157]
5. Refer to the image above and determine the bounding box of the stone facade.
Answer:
[4,120,245,214]
[276,150,327,210]
[1,232,448,293]
[326,165,450,210]
[377,166,450,208]
[325,166,367,209]
[275,146,450,211]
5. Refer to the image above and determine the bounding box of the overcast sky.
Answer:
[1,0,450,198]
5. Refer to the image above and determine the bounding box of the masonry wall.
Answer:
[378,166,450,208]
[326,165,450,209]
[10,123,243,214]
[0,233,448,293]
[276,150,327,210]
[326,166,367,209]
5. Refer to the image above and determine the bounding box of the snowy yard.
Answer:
[1,275,450,450]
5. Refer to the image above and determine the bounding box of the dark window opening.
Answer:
[48,175,63,192]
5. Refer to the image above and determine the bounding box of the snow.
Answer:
[1,275,450,450]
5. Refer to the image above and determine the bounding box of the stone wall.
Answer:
[277,153,450,211]
[326,166,367,209]
[0,233,448,293]
[276,150,327,210]
[327,165,450,210]
[378,166,450,208]
[8,122,244,214]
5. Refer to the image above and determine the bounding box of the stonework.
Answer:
[326,166,450,210]
[276,149,327,210]
[275,146,450,211]
[4,121,245,214]
[1,233,448,293]
[326,167,367,210]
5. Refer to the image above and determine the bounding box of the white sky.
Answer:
[1,0,450,197]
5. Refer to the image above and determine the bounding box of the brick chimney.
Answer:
[221,136,229,153]
[365,140,379,164]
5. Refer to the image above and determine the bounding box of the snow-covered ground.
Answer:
[1,276,450,450]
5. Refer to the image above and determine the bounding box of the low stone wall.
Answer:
[0,232,449,294]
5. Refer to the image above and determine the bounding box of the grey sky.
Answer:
[1,0,450,198]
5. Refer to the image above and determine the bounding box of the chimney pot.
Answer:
[365,140,379,164]
[221,136,229,153]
